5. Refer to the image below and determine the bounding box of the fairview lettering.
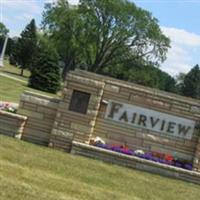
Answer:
[105,101,195,139]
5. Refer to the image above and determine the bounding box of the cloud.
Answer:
[2,0,42,14]
[161,26,200,76]
[16,13,34,21]
[44,0,79,4]
[1,0,43,37]
[162,27,200,46]
[68,0,79,4]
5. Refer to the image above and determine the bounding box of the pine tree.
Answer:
[182,65,200,99]
[29,40,61,93]
[17,19,37,76]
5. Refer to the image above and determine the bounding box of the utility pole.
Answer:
[0,35,8,67]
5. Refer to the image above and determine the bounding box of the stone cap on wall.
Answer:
[68,70,200,107]
[66,73,105,89]
[22,91,60,102]
[20,91,60,109]
[72,141,200,184]
[0,110,27,121]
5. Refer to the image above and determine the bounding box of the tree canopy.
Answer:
[101,60,176,93]
[42,0,170,80]
[0,22,9,36]
[182,65,200,99]
[9,19,37,76]
[2,0,179,97]
[29,38,61,93]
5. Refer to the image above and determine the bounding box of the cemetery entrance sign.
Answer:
[12,69,200,178]
[105,101,195,139]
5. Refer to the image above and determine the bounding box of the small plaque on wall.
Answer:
[69,90,90,114]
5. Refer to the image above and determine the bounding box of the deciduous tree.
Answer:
[42,0,170,80]
[0,22,9,36]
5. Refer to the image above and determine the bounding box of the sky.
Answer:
[1,0,200,77]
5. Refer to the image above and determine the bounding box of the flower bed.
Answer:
[0,102,17,113]
[90,139,193,171]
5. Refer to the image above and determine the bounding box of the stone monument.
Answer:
[0,35,8,67]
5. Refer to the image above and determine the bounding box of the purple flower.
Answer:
[158,159,166,164]
[175,162,182,168]
[184,164,193,170]
[144,153,153,160]
[151,157,159,162]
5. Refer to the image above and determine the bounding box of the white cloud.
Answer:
[16,13,34,21]
[68,0,79,4]
[1,0,43,37]
[1,0,80,37]
[2,0,42,14]
[161,26,200,76]
[162,27,200,46]
[45,0,79,4]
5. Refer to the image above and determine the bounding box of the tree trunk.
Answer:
[20,68,24,76]
[62,58,75,81]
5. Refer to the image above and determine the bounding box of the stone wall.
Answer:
[17,91,60,146]
[17,70,200,171]
[71,141,200,185]
[0,110,27,138]
[94,81,200,162]
[64,70,200,170]
[49,73,105,152]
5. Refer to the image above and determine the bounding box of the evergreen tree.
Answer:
[29,39,61,93]
[182,65,200,99]
[175,73,185,95]
[17,19,37,76]
[8,37,20,65]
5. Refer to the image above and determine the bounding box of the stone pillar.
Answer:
[193,136,200,171]
[0,35,8,67]
[49,73,105,152]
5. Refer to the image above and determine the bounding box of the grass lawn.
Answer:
[0,59,60,102]
[0,59,30,82]
[0,135,200,200]
[0,76,58,102]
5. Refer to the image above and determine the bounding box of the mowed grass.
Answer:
[0,76,58,102]
[0,59,30,82]
[0,135,200,200]
[0,60,60,102]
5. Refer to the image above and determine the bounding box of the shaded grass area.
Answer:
[0,59,61,102]
[0,135,200,200]
[0,76,58,102]
[0,59,30,82]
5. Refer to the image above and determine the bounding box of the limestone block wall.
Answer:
[0,110,27,138]
[68,70,200,170]
[100,88,199,168]
[72,141,200,185]
[16,70,200,171]
[49,73,105,152]
[17,91,59,146]
[194,137,200,171]
[95,82,200,163]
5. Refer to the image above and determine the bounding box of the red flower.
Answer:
[165,154,174,161]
